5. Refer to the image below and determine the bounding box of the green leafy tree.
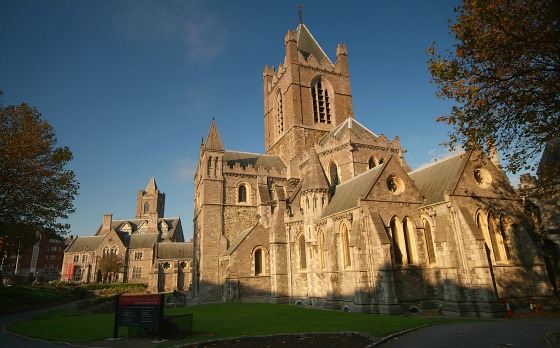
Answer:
[97,253,126,283]
[428,0,559,191]
[0,94,79,256]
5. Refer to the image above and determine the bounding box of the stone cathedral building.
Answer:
[192,19,558,316]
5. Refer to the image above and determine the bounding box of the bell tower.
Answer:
[193,118,226,302]
[135,177,165,219]
[263,20,354,166]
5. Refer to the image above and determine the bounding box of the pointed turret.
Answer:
[302,147,330,193]
[204,118,224,151]
[296,23,333,65]
[146,176,158,192]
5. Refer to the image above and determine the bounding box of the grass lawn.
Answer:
[6,302,474,346]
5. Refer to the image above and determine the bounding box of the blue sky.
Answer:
[1,0,502,240]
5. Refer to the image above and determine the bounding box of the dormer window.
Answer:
[160,221,169,234]
[138,222,148,235]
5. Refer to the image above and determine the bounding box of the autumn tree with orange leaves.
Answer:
[0,93,79,258]
[428,0,559,192]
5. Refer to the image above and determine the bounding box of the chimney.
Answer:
[148,212,158,234]
[101,214,112,235]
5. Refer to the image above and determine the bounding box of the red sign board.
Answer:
[115,293,164,337]
[118,294,162,306]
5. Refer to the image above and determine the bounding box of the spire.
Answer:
[302,147,330,192]
[296,22,332,65]
[204,118,224,151]
[146,177,158,192]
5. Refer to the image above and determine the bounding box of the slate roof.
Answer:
[321,164,384,218]
[296,23,332,65]
[224,151,286,172]
[224,224,256,256]
[319,118,377,145]
[66,236,104,252]
[109,217,181,235]
[157,242,193,259]
[129,234,158,249]
[408,152,466,206]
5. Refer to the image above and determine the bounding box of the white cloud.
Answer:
[120,0,227,62]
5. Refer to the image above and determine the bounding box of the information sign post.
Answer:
[114,293,165,340]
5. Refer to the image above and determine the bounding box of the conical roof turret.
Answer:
[302,147,330,192]
[204,118,224,151]
[146,177,158,192]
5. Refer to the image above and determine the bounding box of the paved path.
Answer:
[0,301,80,347]
[376,317,560,348]
[2,303,559,348]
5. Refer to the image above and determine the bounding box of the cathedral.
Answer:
[62,178,193,293]
[192,18,559,316]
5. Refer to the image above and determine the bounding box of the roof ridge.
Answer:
[408,151,465,175]
[225,150,279,157]
[338,162,385,187]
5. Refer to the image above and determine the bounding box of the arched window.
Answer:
[378,157,385,165]
[102,246,109,257]
[254,248,266,275]
[499,215,511,261]
[207,156,212,176]
[390,217,404,265]
[478,211,507,263]
[368,157,376,169]
[403,218,417,265]
[276,89,284,134]
[298,234,307,270]
[214,157,219,177]
[111,246,118,255]
[477,212,494,261]
[341,223,351,268]
[487,213,503,262]
[488,212,509,263]
[311,78,332,124]
[143,202,150,214]
[318,229,325,269]
[423,219,436,264]
[238,185,247,203]
[329,162,339,186]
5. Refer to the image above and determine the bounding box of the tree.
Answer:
[97,253,125,283]
[0,95,79,255]
[428,0,559,191]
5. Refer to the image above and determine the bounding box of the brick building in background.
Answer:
[1,231,67,283]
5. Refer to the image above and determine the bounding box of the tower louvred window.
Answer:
[312,79,331,124]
